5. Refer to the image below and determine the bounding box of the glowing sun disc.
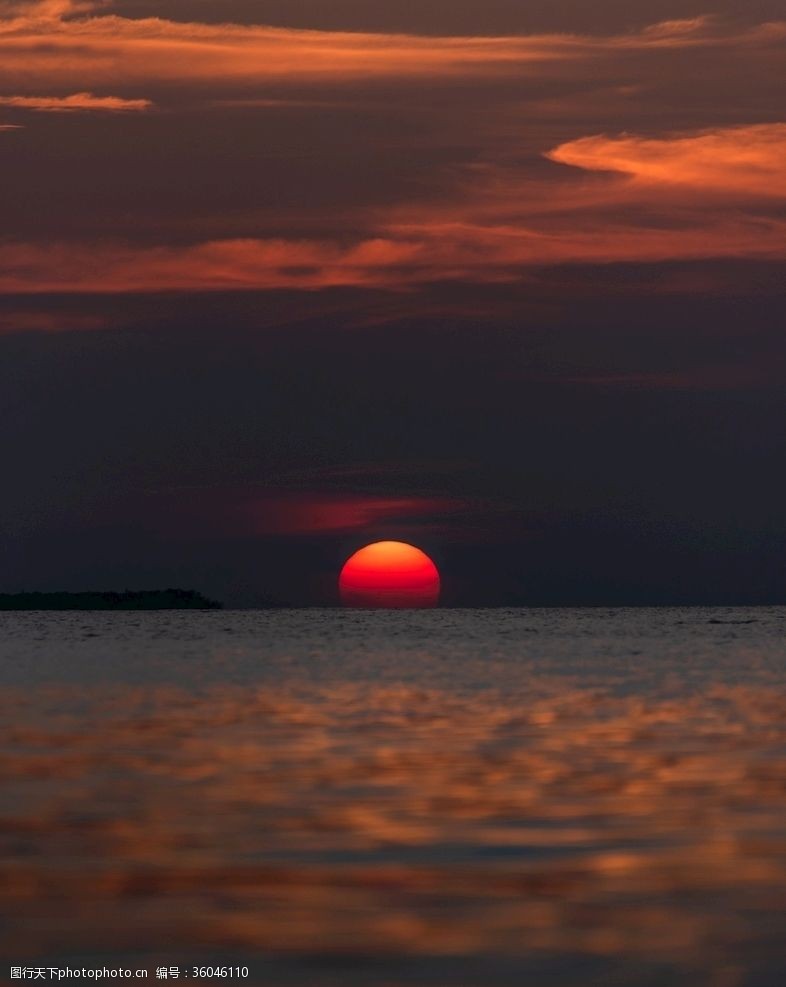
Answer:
[339,541,440,608]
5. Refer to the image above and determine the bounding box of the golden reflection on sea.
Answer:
[1,678,785,986]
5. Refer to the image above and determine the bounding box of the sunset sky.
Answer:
[1,0,785,605]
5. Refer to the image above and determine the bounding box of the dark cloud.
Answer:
[1,275,784,604]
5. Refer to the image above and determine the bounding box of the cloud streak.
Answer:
[126,486,465,538]
[0,91,151,111]
[1,123,785,294]
[0,3,783,90]
[1,223,783,294]
[0,309,107,332]
[548,124,786,198]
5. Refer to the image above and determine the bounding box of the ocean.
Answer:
[1,608,785,986]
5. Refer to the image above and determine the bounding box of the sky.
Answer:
[1,0,785,606]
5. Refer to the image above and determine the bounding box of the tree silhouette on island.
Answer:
[0,589,223,610]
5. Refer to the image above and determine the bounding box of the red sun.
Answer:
[339,541,440,608]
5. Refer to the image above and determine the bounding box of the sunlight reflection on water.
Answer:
[1,608,785,986]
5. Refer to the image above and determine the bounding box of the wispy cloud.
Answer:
[1,122,785,295]
[0,91,151,111]
[547,124,786,198]
[0,3,782,89]
[0,223,782,295]
[127,485,464,538]
[245,492,461,537]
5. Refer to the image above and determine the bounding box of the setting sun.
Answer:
[339,541,440,608]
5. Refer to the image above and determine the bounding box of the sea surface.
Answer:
[1,608,785,987]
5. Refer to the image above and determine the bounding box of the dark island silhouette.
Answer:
[0,589,223,610]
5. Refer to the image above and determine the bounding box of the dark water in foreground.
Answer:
[1,608,785,986]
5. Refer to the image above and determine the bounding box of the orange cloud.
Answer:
[0,4,782,89]
[1,219,783,296]
[547,124,786,198]
[379,122,786,277]
[0,0,96,18]
[1,121,785,295]
[0,238,426,293]
[0,91,151,111]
